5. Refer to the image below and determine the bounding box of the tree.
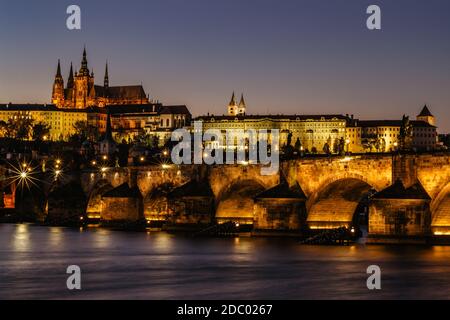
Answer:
[32,122,51,141]
[134,129,152,146]
[72,120,99,142]
[399,115,413,151]
[0,120,8,138]
[5,113,35,140]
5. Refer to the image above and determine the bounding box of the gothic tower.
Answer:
[228,92,238,116]
[73,47,95,108]
[51,60,65,108]
[67,62,74,89]
[238,93,246,115]
[104,62,109,89]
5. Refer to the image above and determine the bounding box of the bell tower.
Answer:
[228,92,238,116]
[74,47,94,108]
[51,60,65,108]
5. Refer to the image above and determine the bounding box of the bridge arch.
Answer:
[208,165,279,201]
[215,179,266,224]
[307,176,376,229]
[86,179,114,217]
[430,181,450,234]
[143,182,176,221]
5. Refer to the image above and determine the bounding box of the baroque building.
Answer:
[195,98,438,154]
[52,48,149,109]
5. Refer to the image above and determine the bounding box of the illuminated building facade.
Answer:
[196,100,438,154]
[0,103,191,144]
[356,106,437,152]
[109,104,191,145]
[196,113,348,153]
[0,104,106,141]
[52,48,149,109]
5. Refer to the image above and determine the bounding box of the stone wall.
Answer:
[101,197,143,221]
[254,199,306,231]
[168,197,215,225]
[369,199,431,236]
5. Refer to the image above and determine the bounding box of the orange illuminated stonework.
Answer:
[52,48,149,109]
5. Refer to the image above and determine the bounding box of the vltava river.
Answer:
[1,223,450,299]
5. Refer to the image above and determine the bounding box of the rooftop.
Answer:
[195,114,349,121]
[418,105,433,117]
[358,120,435,128]
[102,183,142,198]
[255,180,307,200]
[168,179,214,198]
[373,180,431,200]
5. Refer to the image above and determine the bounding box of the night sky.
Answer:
[0,0,449,130]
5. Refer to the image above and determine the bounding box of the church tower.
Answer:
[238,93,246,115]
[67,62,74,89]
[51,60,65,108]
[74,47,95,108]
[417,105,436,126]
[51,47,149,109]
[228,92,238,116]
[104,62,109,90]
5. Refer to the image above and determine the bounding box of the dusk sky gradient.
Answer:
[1,0,450,130]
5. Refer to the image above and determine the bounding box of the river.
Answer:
[1,223,450,299]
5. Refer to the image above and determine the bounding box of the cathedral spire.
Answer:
[67,62,74,89]
[229,91,236,106]
[239,93,246,108]
[238,93,246,115]
[56,59,62,78]
[79,46,89,76]
[104,62,109,88]
[52,60,65,108]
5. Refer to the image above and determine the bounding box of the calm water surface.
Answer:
[1,223,450,299]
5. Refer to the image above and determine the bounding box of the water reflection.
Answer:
[90,229,112,249]
[2,224,450,299]
[47,227,63,249]
[12,224,30,252]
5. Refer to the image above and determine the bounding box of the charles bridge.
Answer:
[4,153,450,239]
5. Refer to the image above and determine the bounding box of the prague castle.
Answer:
[0,48,190,142]
[196,95,438,153]
[52,48,149,109]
